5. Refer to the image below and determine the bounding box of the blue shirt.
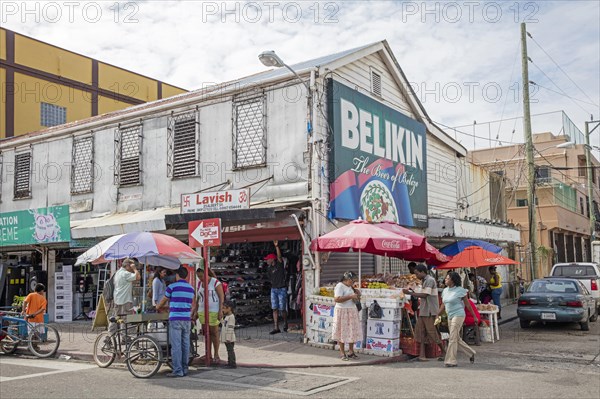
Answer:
[442,286,468,319]
[165,280,195,321]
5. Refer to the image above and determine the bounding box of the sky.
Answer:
[2,0,599,150]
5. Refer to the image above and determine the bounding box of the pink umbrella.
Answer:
[310,219,413,285]
[374,221,450,265]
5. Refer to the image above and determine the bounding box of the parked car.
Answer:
[517,278,597,331]
[550,263,600,313]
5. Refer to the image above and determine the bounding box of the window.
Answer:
[535,166,551,184]
[233,96,266,169]
[114,124,142,186]
[14,151,32,199]
[580,197,585,214]
[371,69,382,97]
[167,112,199,178]
[516,199,528,207]
[41,103,66,127]
[71,136,94,194]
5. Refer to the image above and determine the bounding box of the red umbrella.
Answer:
[436,246,518,270]
[374,221,450,264]
[310,220,413,285]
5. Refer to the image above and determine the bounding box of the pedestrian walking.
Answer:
[488,266,503,319]
[438,271,477,367]
[266,240,288,334]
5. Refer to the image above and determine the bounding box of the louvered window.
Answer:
[71,136,94,194]
[14,152,32,199]
[233,96,266,169]
[167,112,199,178]
[371,70,382,97]
[41,102,66,127]
[114,125,143,186]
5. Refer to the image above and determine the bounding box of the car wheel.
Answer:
[519,319,530,329]
[580,318,590,331]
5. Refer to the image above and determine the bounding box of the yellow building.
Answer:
[0,28,186,138]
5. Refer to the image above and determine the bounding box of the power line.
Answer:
[531,82,599,107]
[528,32,599,109]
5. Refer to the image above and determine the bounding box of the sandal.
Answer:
[211,356,221,365]
[340,355,349,361]
[348,353,359,359]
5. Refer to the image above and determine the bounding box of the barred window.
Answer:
[71,136,94,194]
[14,151,32,199]
[167,112,199,178]
[41,102,66,127]
[371,69,382,97]
[115,125,143,186]
[233,96,266,169]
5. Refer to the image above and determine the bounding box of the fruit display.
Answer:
[477,303,498,311]
[366,282,389,289]
[319,287,334,297]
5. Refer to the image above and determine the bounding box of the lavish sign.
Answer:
[327,80,428,227]
[0,205,71,246]
[181,189,250,214]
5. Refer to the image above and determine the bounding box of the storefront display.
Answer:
[209,240,302,328]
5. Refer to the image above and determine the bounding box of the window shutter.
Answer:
[371,71,382,97]
[71,136,94,194]
[168,112,198,178]
[115,124,143,186]
[14,152,32,199]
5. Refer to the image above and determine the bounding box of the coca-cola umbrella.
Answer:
[374,221,450,265]
[435,246,518,270]
[310,219,413,286]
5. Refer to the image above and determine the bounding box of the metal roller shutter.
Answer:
[319,252,376,284]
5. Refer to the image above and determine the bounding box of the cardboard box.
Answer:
[307,329,332,344]
[313,303,335,317]
[367,319,401,339]
[308,315,333,331]
[366,337,400,352]
[365,299,402,321]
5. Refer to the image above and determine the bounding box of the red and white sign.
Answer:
[189,218,222,248]
[181,189,250,214]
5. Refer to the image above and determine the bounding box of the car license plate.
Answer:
[541,312,556,320]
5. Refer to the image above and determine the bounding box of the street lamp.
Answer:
[559,119,600,244]
[259,50,311,94]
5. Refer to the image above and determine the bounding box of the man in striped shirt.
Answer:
[157,267,195,377]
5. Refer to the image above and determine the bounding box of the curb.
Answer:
[58,350,409,369]
[498,316,518,326]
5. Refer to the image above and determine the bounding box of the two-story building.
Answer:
[1,40,519,322]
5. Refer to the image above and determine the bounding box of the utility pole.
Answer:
[585,119,600,249]
[521,22,537,280]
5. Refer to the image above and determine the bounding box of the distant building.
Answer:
[0,27,187,138]
[470,131,600,278]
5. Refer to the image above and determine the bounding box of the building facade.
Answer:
[1,40,513,320]
[470,132,600,279]
[0,28,187,138]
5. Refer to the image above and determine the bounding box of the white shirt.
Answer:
[334,282,356,309]
[113,267,137,306]
[197,278,222,312]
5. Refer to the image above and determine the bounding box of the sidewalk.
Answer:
[35,322,407,368]
[498,302,518,325]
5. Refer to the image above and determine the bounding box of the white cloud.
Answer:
[3,0,598,149]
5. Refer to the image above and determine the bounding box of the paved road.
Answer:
[1,317,598,398]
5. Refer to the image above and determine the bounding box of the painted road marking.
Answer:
[0,358,96,383]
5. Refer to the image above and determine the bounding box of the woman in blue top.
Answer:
[438,271,477,367]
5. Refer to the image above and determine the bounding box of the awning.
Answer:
[70,207,180,239]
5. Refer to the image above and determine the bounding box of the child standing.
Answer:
[220,300,236,368]
[22,284,47,334]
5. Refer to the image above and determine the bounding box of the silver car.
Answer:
[517,278,598,331]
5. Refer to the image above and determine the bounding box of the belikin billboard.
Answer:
[327,80,428,228]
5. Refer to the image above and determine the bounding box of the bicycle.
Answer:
[0,311,61,358]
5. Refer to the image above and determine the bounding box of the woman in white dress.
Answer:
[331,272,363,361]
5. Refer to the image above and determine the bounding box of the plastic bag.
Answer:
[368,300,383,319]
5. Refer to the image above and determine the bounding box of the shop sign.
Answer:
[181,189,250,214]
[454,220,520,243]
[0,205,71,246]
[327,80,428,227]
[189,218,222,247]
